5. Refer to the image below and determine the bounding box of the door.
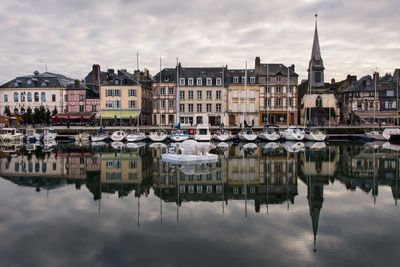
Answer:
[229,115,236,126]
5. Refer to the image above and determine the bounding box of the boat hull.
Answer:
[126,135,146,142]
[169,135,189,142]
[149,134,168,142]
[213,134,233,142]
[305,133,326,141]
[258,132,280,141]
[194,135,212,141]
[161,153,218,165]
[238,134,258,141]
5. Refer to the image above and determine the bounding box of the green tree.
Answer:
[25,107,33,124]
[4,106,11,116]
[33,107,41,124]
[52,107,58,116]
[45,108,51,123]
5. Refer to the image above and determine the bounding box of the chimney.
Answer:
[107,69,114,74]
[255,57,260,73]
[178,62,182,72]
[92,64,100,86]
[290,64,295,72]
[74,79,80,88]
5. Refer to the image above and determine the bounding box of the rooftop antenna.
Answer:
[45,64,48,72]
[136,51,139,70]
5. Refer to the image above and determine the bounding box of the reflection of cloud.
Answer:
[1,0,400,84]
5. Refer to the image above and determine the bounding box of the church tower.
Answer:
[308,13,325,89]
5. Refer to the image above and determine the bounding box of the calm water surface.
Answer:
[0,141,399,267]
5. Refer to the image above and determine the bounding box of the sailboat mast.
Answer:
[287,67,290,127]
[266,65,269,124]
[159,57,162,128]
[176,58,180,126]
[374,70,377,132]
[243,61,247,129]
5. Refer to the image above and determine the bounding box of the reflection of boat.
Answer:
[111,141,125,150]
[149,142,167,149]
[0,142,22,153]
[213,129,233,142]
[0,128,24,142]
[305,141,326,150]
[216,141,232,150]
[238,128,258,142]
[111,130,127,142]
[283,127,305,141]
[194,124,212,141]
[25,128,41,143]
[25,141,41,152]
[91,141,106,147]
[382,141,400,151]
[179,165,214,175]
[242,143,258,150]
[41,128,57,141]
[126,131,146,142]
[305,128,326,141]
[75,132,91,142]
[383,128,400,142]
[283,141,305,153]
[162,140,218,165]
[258,125,281,141]
[43,140,56,152]
[126,142,146,149]
[262,142,280,151]
[365,130,389,141]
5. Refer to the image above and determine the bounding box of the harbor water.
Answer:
[0,140,399,267]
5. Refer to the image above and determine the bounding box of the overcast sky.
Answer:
[0,0,399,84]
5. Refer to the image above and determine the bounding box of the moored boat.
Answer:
[149,130,168,142]
[111,130,127,142]
[283,127,305,141]
[169,129,189,142]
[25,128,41,143]
[305,128,326,141]
[41,128,57,142]
[0,128,24,142]
[126,131,146,142]
[258,125,281,141]
[213,129,233,142]
[238,128,258,142]
[194,124,212,141]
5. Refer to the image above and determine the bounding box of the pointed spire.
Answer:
[311,12,322,61]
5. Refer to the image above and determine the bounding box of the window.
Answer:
[14,92,18,102]
[250,90,255,98]
[216,103,221,112]
[233,77,239,83]
[276,98,281,107]
[128,89,137,97]
[79,105,84,112]
[387,90,394,97]
[393,101,397,109]
[180,78,185,86]
[41,81,47,87]
[168,87,173,95]
[160,87,165,95]
[277,77,281,82]
[242,77,246,83]
[206,91,212,99]
[241,103,246,112]
[233,90,238,98]
[197,90,202,99]
[250,77,255,83]
[216,91,221,99]
[180,104,185,112]
[41,92,46,102]
[52,94,56,102]
[197,104,202,112]
[216,78,222,86]
[160,100,165,109]
[197,78,202,86]
[164,76,169,82]
[129,172,138,180]
[369,102,374,109]
[288,86,292,94]
[106,100,120,108]
[26,79,32,85]
[106,89,120,97]
[92,105,96,112]
[241,89,246,98]
[288,98,292,107]
[314,72,321,83]
[4,94,8,102]
[169,100,173,109]
[188,104,193,112]
[188,78,194,86]
[33,92,38,102]
[250,103,255,112]
[206,78,212,86]
[206,104,212,112]
[179,90,185,100]
[188,90,193,99]
[20,92,25,102]
[233,102,238,112]
[129,100,137,108]
[276,87,281,94]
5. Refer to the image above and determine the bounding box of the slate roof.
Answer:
[258,63,299,77]
[345,75,380,92]
[102,69,152,88]
[0,71,74,88]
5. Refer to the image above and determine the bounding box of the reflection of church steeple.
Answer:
[307,178,324,252]
[308,13,325,89]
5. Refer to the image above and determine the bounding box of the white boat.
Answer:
[43,140,57,152]
[262,142,280,151]
[169,129,189,142]
[161,140,218,165]
[258,125,281,141]
[111,141,125,150]
[238,128,258,142]
[111,130,127,142]
[126,131,146,142]
[91,141,106,147]
[149,130,168,142]
[194,124,212,141]
[213,129,233,141]
[25,141,41,152]
[41,128,57,142]
[91,134,108,142]
[382,141,400,151]
[365,130,389,141]
[284,141,305,153]
[305,128,326,141]
[0,128,24,142]
[382,128,400,142]
[283,127,305,141]
[305,141,327,150]
[25,128,41,143]
[75,132,91,142]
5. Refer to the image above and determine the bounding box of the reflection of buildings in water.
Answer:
[152,145,299,213]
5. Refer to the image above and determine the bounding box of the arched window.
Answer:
[20,92,25,102]
[14,107,18,114]
[41,92,46,102]
[27,92,32,102]
[14,92,18,102]
[34,92,39,102]
[316,96,323,108]
[20,107,25,114]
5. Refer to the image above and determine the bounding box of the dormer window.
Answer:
[233,77,239,84]
[26,79,32,85]
[250,77,255,84]
[179,78,185,86]
[40,81,47,87]
[164,76,169,82]
[114,79,119,85]
[216,78,222,86]
[188,78,194,86]
[241,77,246,83]
[197,78,202,86]
[366,79,371,86]
[14,81,20,87]
[276,78,281,82]
[206,78,212,86]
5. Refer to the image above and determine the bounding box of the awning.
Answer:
[354,111,399,118]
[53,112,96,119]
[95,110,139,119]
